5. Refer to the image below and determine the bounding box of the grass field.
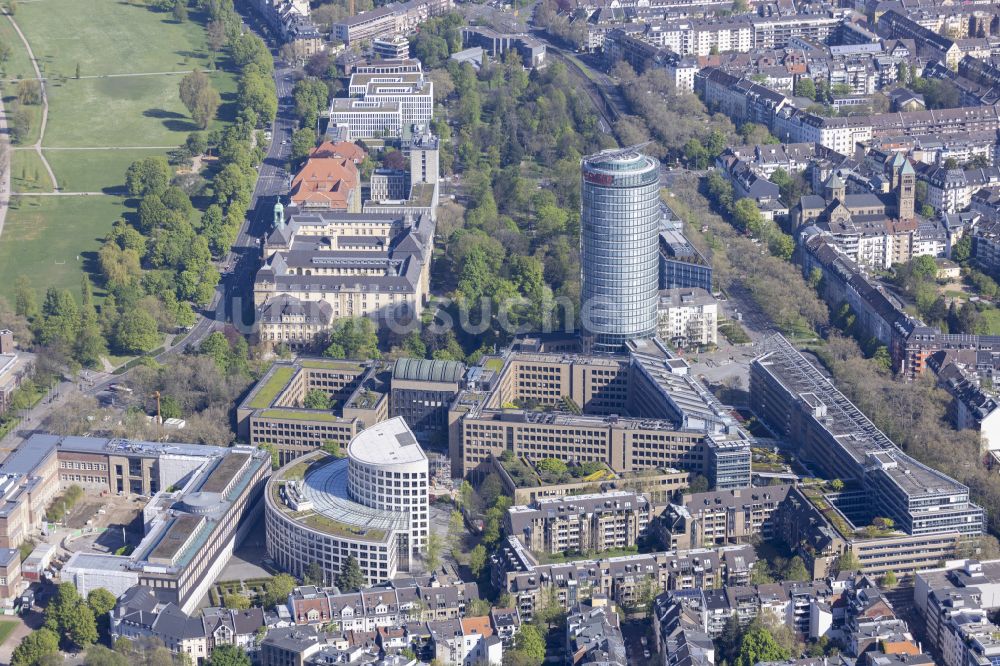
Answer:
[0,17,34,81]
[0,619,17,646]
[0,196,126,300]
[44,148,173,193]
[10,149,53,192]
[0,0,239,301]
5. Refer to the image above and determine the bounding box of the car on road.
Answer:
[281,140,287,145]
[643,650,651,659]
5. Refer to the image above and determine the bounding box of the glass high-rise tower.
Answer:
[580,147,661,353]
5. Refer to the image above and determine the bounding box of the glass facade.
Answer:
[581,149,661,353]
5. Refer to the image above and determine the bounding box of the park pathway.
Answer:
[5,8,59,190]
[2,69,194,83]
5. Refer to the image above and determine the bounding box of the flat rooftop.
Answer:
[754,335,966,498]
[147,514,205,564]
[273,454,407,541]
[199,453,250,495]
[348,417,426,466]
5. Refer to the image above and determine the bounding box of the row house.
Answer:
[286,577,478,628]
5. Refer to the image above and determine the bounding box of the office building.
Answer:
[254,209,435,347]
[238,357,468,463]
[658,216,713,293]
[265,418,429,586]
[0,330,32,419]
[580,147,661,353]
[450,340,752,488]
[48,437,271,613]
[331,0,453,45]
[372,35,410,59]
[751,334,985,539]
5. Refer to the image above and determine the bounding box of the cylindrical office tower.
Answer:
[580,147,661,353]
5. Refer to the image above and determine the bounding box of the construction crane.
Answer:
[348,0,354,16]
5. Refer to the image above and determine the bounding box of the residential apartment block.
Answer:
[656,288,718,347]
[506,490,652,555]
[492,535,756,622]
[665,485,792,550]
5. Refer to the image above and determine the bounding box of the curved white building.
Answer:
[265,417,429,586]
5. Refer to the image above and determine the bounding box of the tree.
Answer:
[751,560,775,584]
[207,645,250,666]
[837,549,860,573]
[84,645,129,666]
[881,570,898,588]
[782,556,810,582]
[15,275,38,319]
[263,573,296,609]
[113,309,160,354]
[223,593,251,610]
[125,157,171,198]
[303,561,325,587]
[38,287,79,347]
[8,102,30,143]
[290,127,316,164]
[469,544,487,578]
[688,474,710,493]
[88,588,117,618]
[11,628,59,666]
[735,627,790,666]
[206,20,226,51]
[466,598,491,616]
[732,198,765,236]
[66,603,99,647]
[447,510,464,558]
[424,533,443,572]
[16,79,40,105]
[335,556,366,592]
[513,624,546,664]
[324,318,379,360]
[794,78,816,100]
[303,389,331,410]
[830,479,844,492]
[191,85,222,129]
[321,440,345,458]
[45,581,81,633]
[172,0,187,21]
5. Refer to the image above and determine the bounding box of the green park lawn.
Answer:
[0,17,34,81]
[0,619,17,646]
[0,0,239,301]
[10,149,53,193]
[16,0,212,77]
[0,196,127,302]
[44,148,174,193]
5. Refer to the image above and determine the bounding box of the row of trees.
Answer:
[669,174,830,336]
[614,62,737,167]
